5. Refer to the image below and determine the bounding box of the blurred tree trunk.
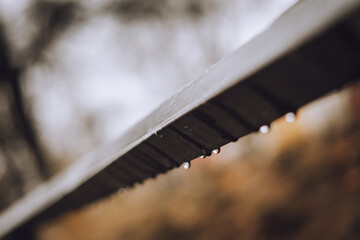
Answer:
[0,23,49,211]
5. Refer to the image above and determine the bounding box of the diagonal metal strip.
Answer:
[1,0,360,238]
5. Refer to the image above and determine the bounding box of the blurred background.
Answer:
[0,0,360,239]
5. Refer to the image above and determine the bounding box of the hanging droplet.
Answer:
[118,188,128,197]
[259,125,270,134]
[183,162,191,169]
[212,148,221,154]
[200,155,206,159]
[285,112,296,123]
[155,130,164,138]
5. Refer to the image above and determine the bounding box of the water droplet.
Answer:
[155,130,164,138]
[118,188,128,197]
[212,148,220,154]
[183,162,191,169]
[259,125,270,134]
[200,155,206,159]
[285,112,296,123]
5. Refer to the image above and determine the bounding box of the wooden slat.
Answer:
[1,0,360,238]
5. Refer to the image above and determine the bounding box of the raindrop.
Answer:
[183,162,191,169]
[155,130,164,138]
[285,112,296,123]
[259,125,270,134]
[118,188,128,197]
[200,155,206,159]
[212,148,221,154]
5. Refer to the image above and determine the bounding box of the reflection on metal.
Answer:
[1,0,360,238]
